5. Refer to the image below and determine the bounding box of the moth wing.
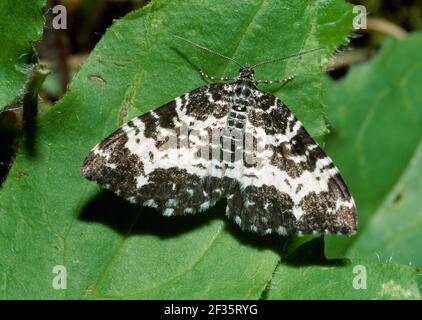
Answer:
[225,91,357,235]
[82,84,231,215]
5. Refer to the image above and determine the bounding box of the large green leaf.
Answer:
[267,239,420,299]
[0,0,354,299]
[323,32,422,260]
[348,142,422,266]
[0,0,46,109]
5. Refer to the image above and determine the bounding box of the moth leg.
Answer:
[199,69,236,82]
[255,74,296,85]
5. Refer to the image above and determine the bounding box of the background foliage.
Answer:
[0,0,46,109]
[0,0,421,299]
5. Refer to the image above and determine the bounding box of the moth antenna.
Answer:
[174,35,243,67]
[252,47,324,68]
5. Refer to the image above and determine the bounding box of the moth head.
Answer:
[238,65,255,81]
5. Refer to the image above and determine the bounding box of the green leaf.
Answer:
[348,142,422,266]
[323,32,422,259]
[0,0,46,109]
[266,239,421,299]
[0,0,353,299]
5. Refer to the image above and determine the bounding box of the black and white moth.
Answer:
[81,36,357,236]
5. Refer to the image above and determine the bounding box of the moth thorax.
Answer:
[233,82,252,111]
[235,81,252,96]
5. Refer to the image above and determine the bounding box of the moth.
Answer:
[81,36,357,236]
